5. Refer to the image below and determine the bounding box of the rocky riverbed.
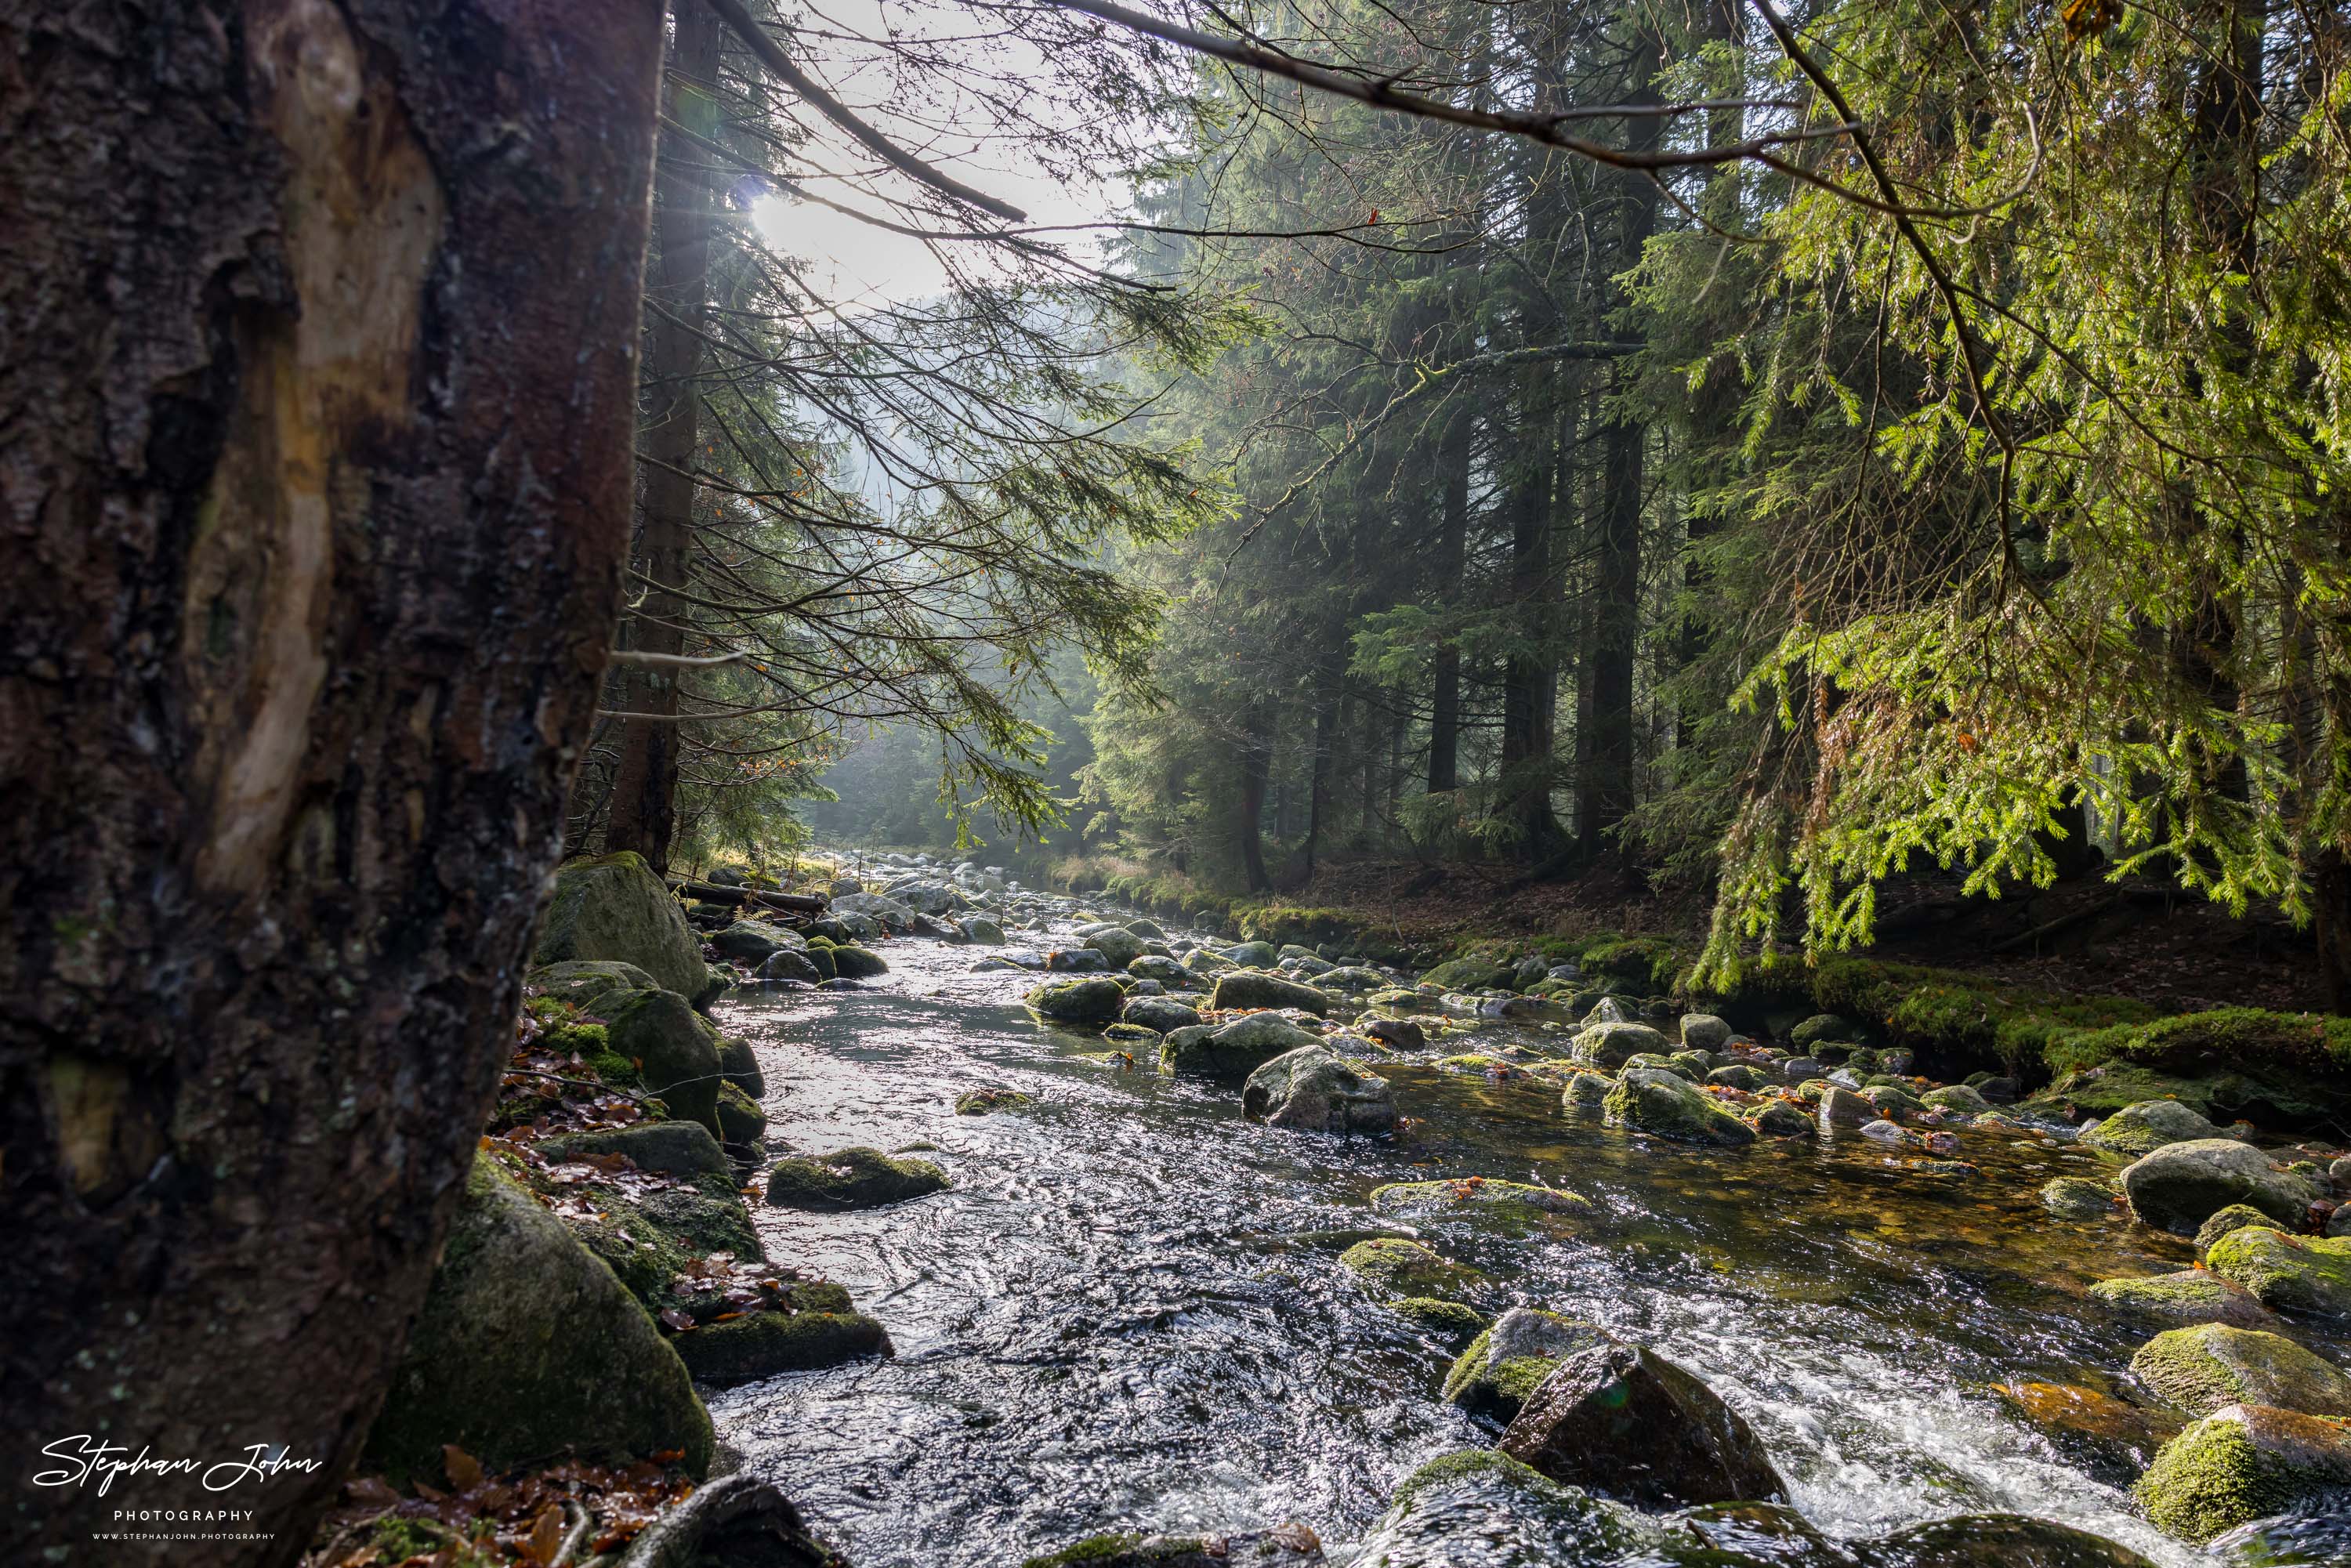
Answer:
[679,852,2351,1568]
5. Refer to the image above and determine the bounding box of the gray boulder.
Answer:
[1678,1014,1733,1052]
[1025,976,1127,1026]
[2121,1139,2318,1233]
[1085,928,1147,969]
[1209,972,1333,1015]
[1573,1020,1669,1070]
[1161,1014,1320,1081]
[1241,1046,1396,1134]
[534,852,715,1002]
[1498,1341,1786,1508]
[1121,995,1202,1034]
[2082,1099,2222,1158]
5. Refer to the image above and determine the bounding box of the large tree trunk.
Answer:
[605,0,725,871]
[0,4,662,1564]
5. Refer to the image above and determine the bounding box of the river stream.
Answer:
[704,916,2348,1567]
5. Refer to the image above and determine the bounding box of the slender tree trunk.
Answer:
[1426,409,1473,794]
[1302,670,1341,874]
[1,4,662,1564]
[1237,703,1274,892]
[606,1,724,871]
[1498,393,1563,856]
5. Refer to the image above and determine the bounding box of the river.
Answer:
[705,915,2348,1566]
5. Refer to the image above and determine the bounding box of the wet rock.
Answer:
[1679,1014,1733,1052]
[2121,1140,2319,1233]
[2041,1177,2118,1220]
[961,916,1006,945]
[671,1295,893,1386]
[2194,1203,2273,1255]
[1225,940,1279,967]
[1563,1070,1614,1111]
[830,890,918,928]
[1498,1341,1787,1508]
[764,1146,948,1210]
[1122,995,1202,1034]
[1022,1526,1324,1568]
[529,958,664,1009]
[361,1159,712,1485]
[1748,1102,1814,1139]
[1604,1068,1757,1146]
[2088,1270,2277,1330]
[1390,1297,1487,1347]
[1708,1064,1766,1091]
[1780,1057,1824,1085]
[1857,1514,2158,1566]
[1991,1381,2179,1487]
[955,1087,1031,1114]
[1048,947,1113,972]
[1025,976,1128,1026]
[542,1119,733,1182]
[1085,928,1147,969]
[2208,1510,2351,1566]
[1420,958,1516,991]
[2134,1402,2351,1542]
[1919,1084,1994,1117]
[2081,1099,2221,1157]
[1443,1309,1613,1424]
[708,920,795,964]
[1160,1014,1320,1081]
[1790,1014,1856,1047]
[2130,1323,2351,1418]
[1364,1017,1426,1050]
[1857,1120,1907,1146]
[828,944,888,979]
[1817,1086,1874,1131]
[1209,971,1333,1015]
[534,852,719,1003]
[1243,1046,1396,1134]
[1369,1177,1590,1222]
[1624,1051,1697,1080]
[1128,954,1192,987]
[1317,965,1389,991]
[755,947,822,983]
[714,1035,765,1099]
[2202,1227,2351,1316]
[1573,1020,1670,1070]
[1863,1084,1923,1120]
[1349,1450,1662,1568]
[1339,1237,1484,1303]
[715,1081,767,1145]
[1677,1502,1847,1566]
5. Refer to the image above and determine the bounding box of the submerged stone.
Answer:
[2040,1177,2118,1221]
[955,1086,1032,1115]
[1369,1177,1589,1223]
[1022,1526,1324,1568]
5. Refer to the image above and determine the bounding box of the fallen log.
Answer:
[669,878,828,914]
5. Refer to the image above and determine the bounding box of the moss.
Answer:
[1232,904,1356,948]
[2203,1228,2351,1316]
[669,1309,891,1385]
[1021,1534,1146,1568]
[715,1079,766,1144]
[2130,1324,2351,1418]
[1577,935,1684,992]
[1808,957,2157,1074]
[1339,1237,1485,1303]
[955,1087,1034,1114]
[1368,1178,1589,1222]
[1603,1069,1756,1146]
[2042,1010,2351,1128]
[1389,1297,1485,1344]
[829,944,889,979]
[2134,1411,2349,1543]
[765,1146,949,1211]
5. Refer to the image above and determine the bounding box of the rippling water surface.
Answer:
[705,921,2346,1567]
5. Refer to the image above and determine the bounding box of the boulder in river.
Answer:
[1159,1014,1319,1081]
[1363,1017,1426,1050]
[2202,1226,2351,1316]
[595,987,726,1137]
[1084,928,1147,969]
[361,1159,712,1484]
[2040,1177,2118,1220]
[1026,976,1127,1026]
[1209,971,1332,1015]
[1128,954,1192,987]
[1442,1308,1614,1424]
[1679,1013,1733,1052]
[528,958,663,1006]
[1707,1064,1766,1091]
[1389,1297,1486,1348]
[669,1296,893,1386]
[1563,1070,1614,1111]
[764,1146,948,1210]
[708,919,794,963]
[2088,1270,2277,1330]
[1243,1046,1396,1134]
[828,943,889,979]
[2194,1203,2274,1255]
[1122,995,1202,1034]
[534,852,722,1004]
[1748,1102,1814,1139]
[1574,1020,1669,1070]
[1224,940,1279,968]
[1858,1513,2160,1566]
[1920,1083,1994,1117]
[2081,1098,2222,1157]
[961,916,1006,945]
[2134,1402,2351,1542]
[1340,1237,1485,1303]
[1368,1177,1589,1224]
[1603,1068,1756,1146]
[1349,1450,1661,1568]
[955,1086,1031,1115]
[1418,958,1515,991]
[1790,1013,1856,1047]
[1817,1086,1874,1131]
[1498,1341,1787,1508]
[1022,1525,1324,1568]
[755,947,821,983]
[2120,1140,2318,1233]
[2129,1323,2351,1418]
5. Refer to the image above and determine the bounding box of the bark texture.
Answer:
[0,2,663,1563]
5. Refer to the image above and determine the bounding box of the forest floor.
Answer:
[1277,853,2328,1016]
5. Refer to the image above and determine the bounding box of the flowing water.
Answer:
[705,918,2349,1567]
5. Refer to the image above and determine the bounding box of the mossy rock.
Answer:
[1863,1083,1924,1118]
[829,944,889,979]
[714,1034,766,1097]
[595,988,725,1138]
[670,1306,892,1386]
[1021,1529,1320,1568]
[1026,976,1127,1027]
[2196,1203,2276,1255]
[362,1159,712,1484]
[1339,1237,1485,1303]
[2045,1009,2351,1130]
[2134,1403,2351,1542]
[529,958,663,1007]
[1208,970,1331,1015]
[560,1182,766,1307]
[2089,1270,2277,1330]
[2122,1141,2320,1235]
[1790,1013,1856,1047]
[2204,1228,2351,1317]
[2040,1176,2119,1221]
[1864,1515,2159,1566]
[716,1079,767,1145]
[1158,1014,1318,1081]
[955,1086,1032,1114]
[1603,1068,1755,1146]
[1441,1309,1611,1424]
[765,1147,949,1211]
[1572,1021,1670,1070]
[2130,1324,2351,1418]
[1920,1083,1994,1117]
[1355,1449,1661,1566]
[539,1120,731,1184]
[533,852,715,1003]
[1562,1070,1614,1110]
[1389,1297,1486,1347]
[1368,1177,1588,1223]
[1748,1101,1814,1139]
[2081,1098,2222,1158]
[1419,958,1516,991]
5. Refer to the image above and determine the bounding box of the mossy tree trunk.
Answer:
[0,2,662,1563]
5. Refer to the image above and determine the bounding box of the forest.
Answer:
[6,1,2351,1566]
